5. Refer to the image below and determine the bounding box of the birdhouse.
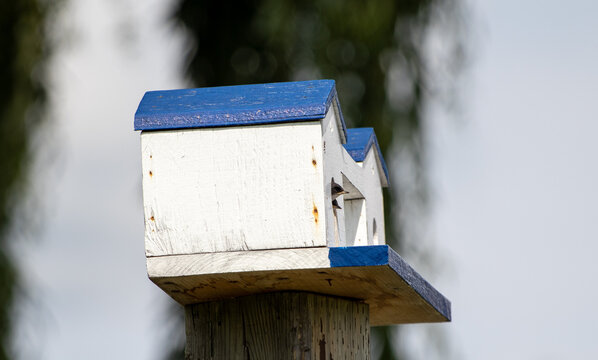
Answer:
[134,80,451,326]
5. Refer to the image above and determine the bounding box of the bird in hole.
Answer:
[331,177,348,214]
[332,199,342,210]
[331,177,349,200]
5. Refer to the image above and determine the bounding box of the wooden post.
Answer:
[185,292,369,360]
[134,80,451,358]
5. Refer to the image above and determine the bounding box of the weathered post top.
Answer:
[135,80,451,326]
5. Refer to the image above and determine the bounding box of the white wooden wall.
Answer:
[141,122,326,256]
[321,107,386,247]
[141,105,385,257]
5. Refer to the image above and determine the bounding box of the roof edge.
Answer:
[343,128,389,187]
[134,80,338,131]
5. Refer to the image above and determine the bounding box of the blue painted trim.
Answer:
[387,247,452,321]
[343,128,390,185]
[134,80,344,131]
[329,245,451,321]
[329,245,389,267]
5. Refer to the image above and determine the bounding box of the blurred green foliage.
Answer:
[176,0,418,154]
[0,0,49,358]
[170,0,464,359]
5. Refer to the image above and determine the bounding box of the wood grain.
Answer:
[141,121,326,256]
[185,292,369,360]
[149,246,451,326]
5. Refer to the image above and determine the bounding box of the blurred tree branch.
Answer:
[0,0,53,358]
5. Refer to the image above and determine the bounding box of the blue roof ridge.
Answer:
[343,128,389,186]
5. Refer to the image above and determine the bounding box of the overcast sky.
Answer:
[11,0,598,359]
[429,1,598,359]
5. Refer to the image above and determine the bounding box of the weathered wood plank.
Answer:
[148,245,451,325]
[185,292,369,360]
[141,121,326,256]
[147,247,331,276]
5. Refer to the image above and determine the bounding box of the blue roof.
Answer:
[344,128,389,186]
[135,79,388,186]
[135,80,339,131]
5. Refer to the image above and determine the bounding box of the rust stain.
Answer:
[150,215,155,221]
[149,154,152,159]
[312,159,317,167]
[312,204,319,224]
[149,170,153,177]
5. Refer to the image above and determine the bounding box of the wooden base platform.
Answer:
[147,245,451,326]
